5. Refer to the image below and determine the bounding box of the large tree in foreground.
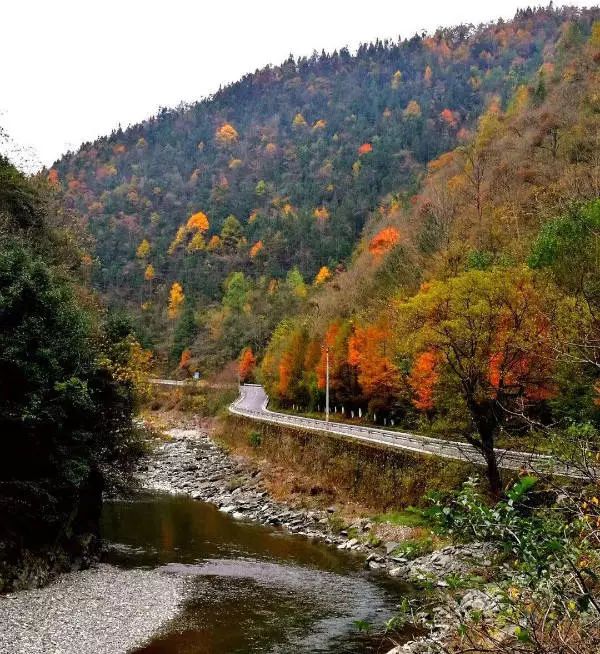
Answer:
[0,156,151,591]
[396,268,557,494]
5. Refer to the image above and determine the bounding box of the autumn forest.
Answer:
[3,4,600,652]
[47,5,600,487]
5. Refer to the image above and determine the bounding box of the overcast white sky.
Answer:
[0,1,593,170]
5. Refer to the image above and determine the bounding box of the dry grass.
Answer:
[143,385,237,429]
[214,415,472,517]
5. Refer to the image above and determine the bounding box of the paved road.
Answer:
[230,384,585,478]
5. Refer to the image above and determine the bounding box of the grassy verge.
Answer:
[143,383,237,429]
[372,507,429,528]
[215,414,473,514]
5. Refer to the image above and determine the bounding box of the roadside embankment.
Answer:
[215,414,473,513]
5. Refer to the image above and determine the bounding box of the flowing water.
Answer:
[101,493,417,653]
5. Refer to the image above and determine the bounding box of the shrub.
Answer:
[248,431,262,448]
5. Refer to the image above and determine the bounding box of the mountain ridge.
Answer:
[52,5,599,370]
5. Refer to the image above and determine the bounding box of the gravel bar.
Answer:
[0,563,186,654]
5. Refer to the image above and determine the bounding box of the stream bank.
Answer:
[140,427,500,653]
[142,429,494,575]
[0,564,186,654]
[0,425,497,654]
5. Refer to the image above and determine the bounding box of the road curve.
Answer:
[230,384,585,478]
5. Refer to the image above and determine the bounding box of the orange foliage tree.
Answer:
[186,211,210,232]
[368,227,401,257]
[249,240,264,258]
[261,322,310,405]
[239,347,256,383]
[396,268,558,494]
[313,206,330,222]
[179,349,192,370]
[215,123,239,145]
[47,169,60,186]
[358,142,373,155]
[314,266,331,285]
[408,351,440,411]
[260,323,309,403]
[207,235,222,251]
[440,108,458,127]
[347,321,400,414]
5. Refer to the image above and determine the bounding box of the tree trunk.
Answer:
[481,435,502,497]
[467,401,503,497]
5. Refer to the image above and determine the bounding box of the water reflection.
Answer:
[102,495,360,571]
[101,494,414,653]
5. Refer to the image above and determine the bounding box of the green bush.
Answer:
[248,431,262,448]
[0,157,147,588]
[392,537,434,560]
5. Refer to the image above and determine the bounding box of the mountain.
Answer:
[259,11,600,440]
[52,5,599,371]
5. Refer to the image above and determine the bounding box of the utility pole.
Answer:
[325,346,330,424]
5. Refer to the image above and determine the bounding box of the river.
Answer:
[101,492,416,653]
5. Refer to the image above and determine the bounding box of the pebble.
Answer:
[139,429,351,547]
[0,564,186,654]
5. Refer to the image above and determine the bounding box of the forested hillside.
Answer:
[51,6,598,370]
[260,14,600,491]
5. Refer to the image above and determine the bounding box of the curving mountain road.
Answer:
[230,384,585,478]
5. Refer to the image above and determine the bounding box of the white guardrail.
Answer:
[229,384,588,479]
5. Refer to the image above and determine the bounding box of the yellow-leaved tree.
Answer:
[292,113,307,127]
[404,100,422,117]
[314,266,331,285]
[144,264,155,281]
[168,225,187,255]
[136,238,150,259]
[188,232,206,252]
[167,282,185,319]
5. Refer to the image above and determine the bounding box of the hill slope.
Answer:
[53,6,598,370]
[260,14,600,430]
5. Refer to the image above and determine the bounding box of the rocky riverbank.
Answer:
[0,426,497,654]
[0,564,186,654]
[139,428,350,544]
[140,429,494,572]
[139,428,501,653]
